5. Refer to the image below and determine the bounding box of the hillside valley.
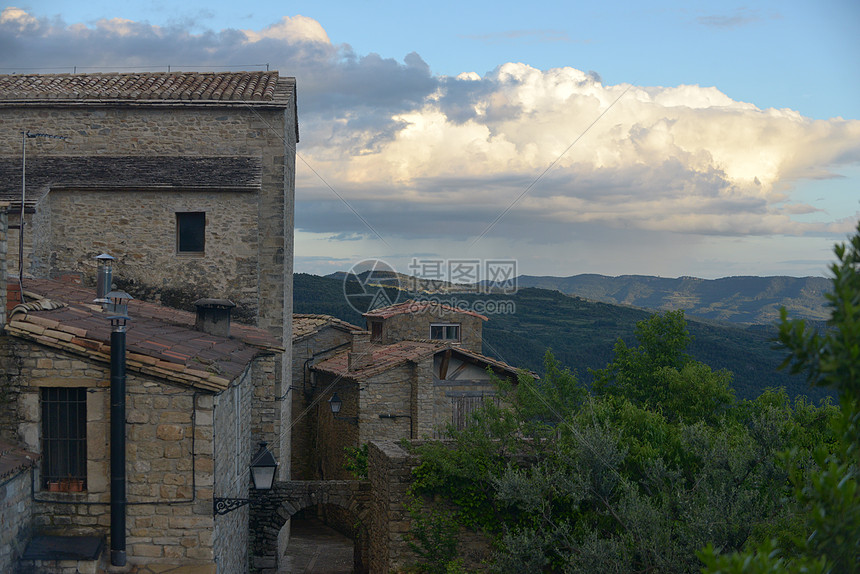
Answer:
[294,273,832,403]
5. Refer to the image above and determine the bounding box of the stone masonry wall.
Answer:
[315,376,360,481]
[368,439,493,574]
[2,337,218,568]
[0,465,35,573]
[0,104,291,340]
[46,189,260,322]
[380,310,483,353]
[361,365,414,442]
[213,365,254,574]
[291,327,353,480]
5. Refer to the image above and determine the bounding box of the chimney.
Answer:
[194,299,236,338]
[348,330,372,371]
[95,253,115,302]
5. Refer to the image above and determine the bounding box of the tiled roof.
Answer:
[312,340,447,379]
[311,339,528,381]
[363,300,488,321]
[0,72,292,105]
[293,314,361,343]
[0,440,39,482]
[5,278,283,393]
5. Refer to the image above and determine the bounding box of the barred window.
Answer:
[41,387,87,490]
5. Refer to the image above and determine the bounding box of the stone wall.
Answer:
[367,440,493,574]
[314,377,361,481]
[379,309,484,353]
[367,440,416,573]
[291,326,353,480]
[0,102,293,342]
[213,365,254,574]
[0,462,35,573]
[45,189,260,322]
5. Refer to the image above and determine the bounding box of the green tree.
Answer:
[702,221,860,573]
[592,310,734,423]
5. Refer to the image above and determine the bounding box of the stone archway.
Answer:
[250,480,371,574]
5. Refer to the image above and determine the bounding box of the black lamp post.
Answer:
[106,290,132,567]
[328,392,357,425]
[213,442,279,515]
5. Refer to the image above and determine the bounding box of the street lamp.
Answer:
[328,392,357,425]
[106,289,132,567]
[213,442,279,515]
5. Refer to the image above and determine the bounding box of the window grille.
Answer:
[41,387,87,489]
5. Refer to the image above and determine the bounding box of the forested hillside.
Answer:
[293,273,830,402]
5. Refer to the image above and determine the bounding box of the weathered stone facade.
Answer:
[0,442,38,573]
[366,304,485,354]
[0,72,297,481]
[290,315,358,480]
[0,335,271,570]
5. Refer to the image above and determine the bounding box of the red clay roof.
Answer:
[0,440,39,482]
[312,340,446,379]
[363,300,488,321]
[5,278,283,393]
[292,314,361,343]
[0,72,292,104]
[312,340,527,380]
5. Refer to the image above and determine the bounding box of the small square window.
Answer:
[176,212,205,253]
[430,323,460,341]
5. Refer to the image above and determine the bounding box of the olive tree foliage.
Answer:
[408,310,837,573]
[701,221,860,574]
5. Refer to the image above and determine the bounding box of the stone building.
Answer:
[0,72,297,474]
[303,302,527,480]
[0,72,298,571]
[0,261,284,571]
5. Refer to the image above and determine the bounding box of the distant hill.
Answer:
[294,273,831,403]
[515,274,830,325]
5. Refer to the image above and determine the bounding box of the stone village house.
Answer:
[0,71,298,572]
[291,302,527,482]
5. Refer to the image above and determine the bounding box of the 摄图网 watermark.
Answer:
[341,258,518,315]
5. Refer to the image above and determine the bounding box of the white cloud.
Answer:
[240,15,330,45]
[3,7,859,261]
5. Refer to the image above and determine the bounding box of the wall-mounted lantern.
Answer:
[328,392,358,425]
[214,442,279,515]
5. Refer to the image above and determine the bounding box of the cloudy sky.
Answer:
[3,1,859,280]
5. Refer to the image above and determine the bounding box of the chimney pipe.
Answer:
[194,299,236,338]
[348,330,372,371]
[95,253,115,302]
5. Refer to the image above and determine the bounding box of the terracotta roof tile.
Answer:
[0,72,291,105]
[312,340,446,379]
[292,314,361,342]
[363,300,488,321]
[4,278,283,393]
[312,340,533,381]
